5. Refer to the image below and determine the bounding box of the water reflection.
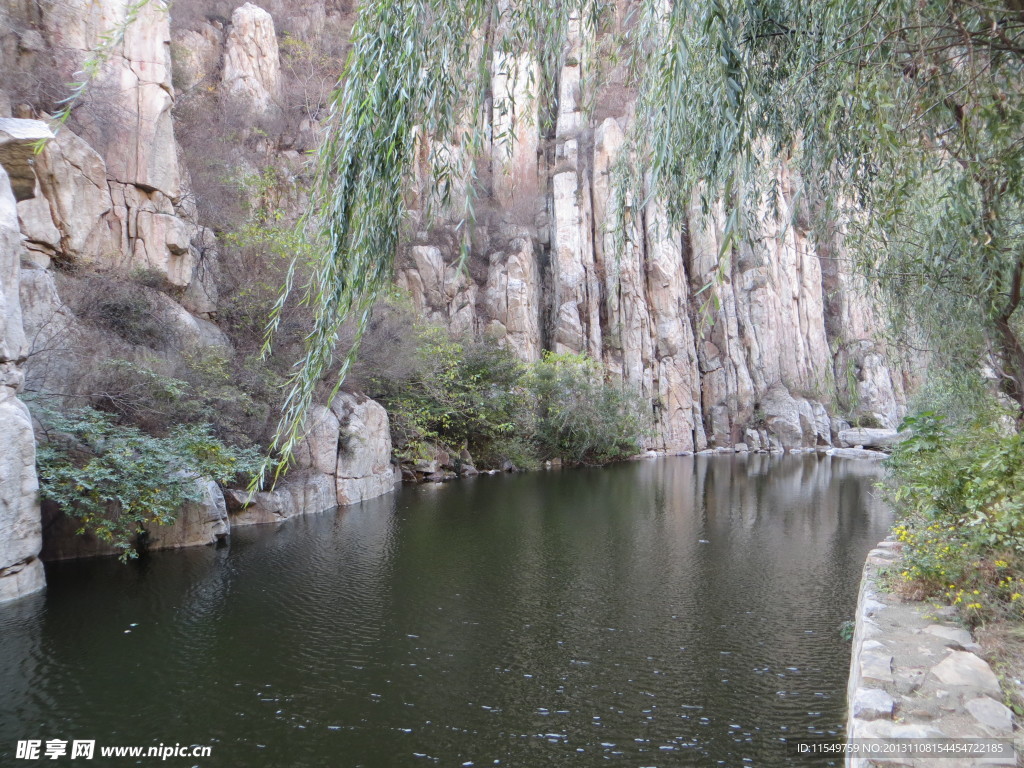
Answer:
[0,455,890,766]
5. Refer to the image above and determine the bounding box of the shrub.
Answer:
[35,407,262,559]
[76,351,284,451]
[850,413,884,429]
[887,411,1024,625]
[68,275,170,347]
[529,352,650,465]
[362,318,650,468]
[368,324,532,466]
[218,169,317,357]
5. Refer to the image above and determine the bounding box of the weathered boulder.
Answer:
[32,126,114,263]
[760,386,813,450]
[827,447,888,461]
[39,501,120,561]
[332,392,397,505]
[293,404,340,475]
[226,472,337,527]
[152,291,229,347]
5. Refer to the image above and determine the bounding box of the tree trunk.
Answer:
[993,253,1024,421]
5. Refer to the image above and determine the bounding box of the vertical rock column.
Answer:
[0,123,48,602]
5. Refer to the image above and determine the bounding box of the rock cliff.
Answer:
[394,15,910,454]
[0,0,393,585]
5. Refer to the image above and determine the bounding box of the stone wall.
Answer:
[845,542,1016,766]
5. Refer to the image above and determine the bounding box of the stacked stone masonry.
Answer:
[846,541,1018,767]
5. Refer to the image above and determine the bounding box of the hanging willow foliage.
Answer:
[256,0,1024,478]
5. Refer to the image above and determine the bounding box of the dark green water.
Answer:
[0,454,890,767]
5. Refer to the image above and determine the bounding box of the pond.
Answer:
[0,454,891,767]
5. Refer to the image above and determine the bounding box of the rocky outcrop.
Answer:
[826,446,888,461]
[839,428,905,450]
[41,475,229,560]
[332,393,398,505]
[225,471,336,527]
[145,477,229,549]
[222,3,281,112]
[2,0,203,288]
[228,395,398,526]
[0,157,44,602]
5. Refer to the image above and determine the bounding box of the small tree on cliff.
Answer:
[248,0,1024,468]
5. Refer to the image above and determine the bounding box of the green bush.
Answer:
[887,411,1024,624]
[529,352,649,465]
[369,325,533,467]
[366,324,650,468]
[36,407,262,559]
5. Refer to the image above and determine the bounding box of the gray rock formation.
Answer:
[826,447,889,461]
[838,427,905,450]
[229,396,397,527]
[3,0,200,287]
[333,393,398,506]
[226,471,336,527]
[145,477,229,550]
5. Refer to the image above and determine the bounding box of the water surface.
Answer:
[0,454,891,767]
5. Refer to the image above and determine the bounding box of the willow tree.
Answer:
[265,0,1024,470]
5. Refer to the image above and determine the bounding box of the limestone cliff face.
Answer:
[395,18,909,454]
[3,0,909,456]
